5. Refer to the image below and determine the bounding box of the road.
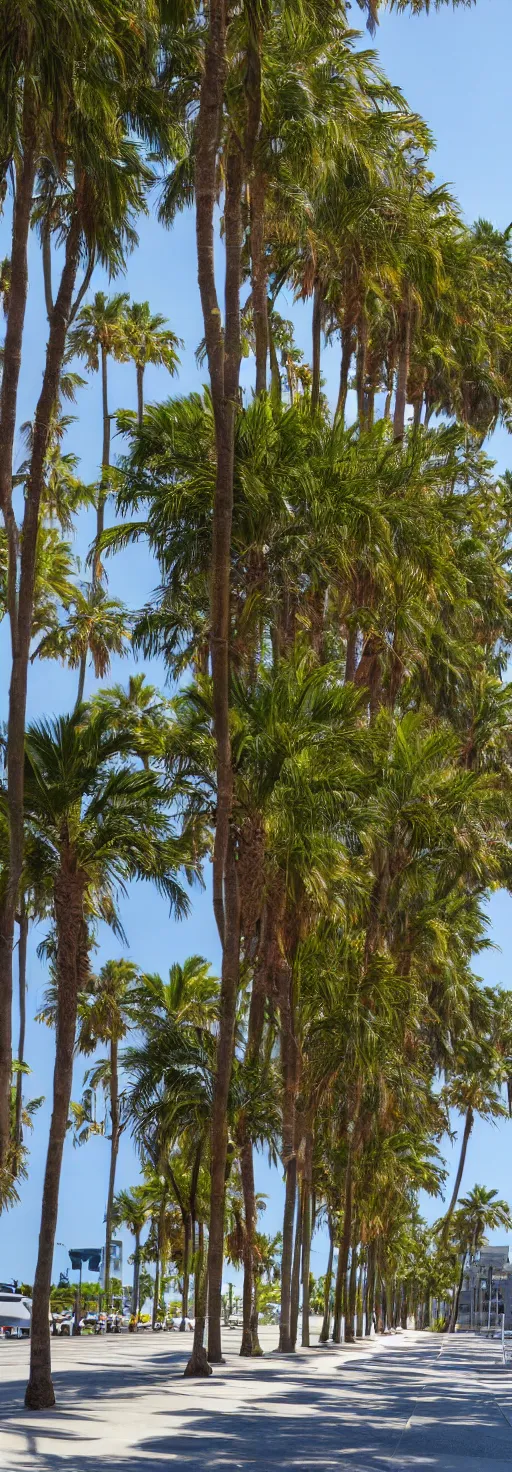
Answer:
[1,1326,512,1469]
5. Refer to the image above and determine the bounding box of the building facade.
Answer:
[457,1245,512,1330]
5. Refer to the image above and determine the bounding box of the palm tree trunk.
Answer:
[25,869,85,1409]
[290,1182,303,1350]
[94,343,110,583]
[301,1176,312,1348]
[202,139,243,1370]
[104,1038,120,1311]
[278,952,299,1352]
[136,363,144,428]
[366,1240,376,1335]
[133,1229,141,1316]
[442,1107,474,1229]
[0,195,79,1173]
[181,1212,192,1326]
[333,1152,353,1343]
[15,900,28,1155]
[207,842,241,1366]
[250,169,268,396]
[319,1216,334,1342]
[347,1242,358,1342]
[356,314,368,428]
[76,651,87,708]
[393,297,411,440]
[448,1250,467,1333]
[268,312,281,404]
[311,280,322,413]
[188,0,243,1370]
[336,326,353,424]
[240,1137,257,1355]
[184,1221,212,1377]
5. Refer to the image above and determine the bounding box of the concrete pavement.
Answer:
[0,1326,512,1469]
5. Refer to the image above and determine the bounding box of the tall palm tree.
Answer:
[68,293,130,579]
[123,301,181,426]
[18,706,191,1409]
[0,4,158,1173]
[125,957,219,1329]
[112,1186,151,1316]
[449,1186,512,1332]
[441,1042,508,1231]
[32,581,132,705]
[73,960,141,1306]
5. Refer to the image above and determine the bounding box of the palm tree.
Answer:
[123,301,181,426]
[68,292,130,579]
[0,5,158,1173]
[112,1186,150,1316]
[441,1043,508,1232]
[19,706,191,1409]
[73,960,141,1306]
[449,1186,512,1332]
[32,581,132,705]
[124,958,219,1329]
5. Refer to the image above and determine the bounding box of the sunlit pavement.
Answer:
[1,1325,512,1470]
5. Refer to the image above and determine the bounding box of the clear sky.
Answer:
[1,0,512,1297]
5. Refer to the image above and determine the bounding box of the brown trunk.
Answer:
[311,280,322,413]
[365,1239,376,1335]
[136,363,144,428]
[207,839,241,1363]
[103,1037,119,1309]
[336,325,353,424]
[278,954,299,1352]
[192,0,242,1364]
[356,314,368,429]
[25,868,85,1409]
[0,122,37,1166]
[133,1229,141,1316]
[250,170,267,396]
[14,900,28,1155]
[181,1212,191,1325]
[345,625,358,684]
[413,396,422,428]
[94,342,110,584]
[290,1181,303,1351]
[1,209,81,1180]
[184,1221,212,1376]
[448,1251,467,1333]
[346,1241,358,1342]
[301,1172,312,1348]
[319,1216,334,1342]
[268,313,281,404]
[333,1153,353,1343]
[76,650,87,708]
[393,298,411,441]
[442,1107,474,1231]
[240,1137,260,1355]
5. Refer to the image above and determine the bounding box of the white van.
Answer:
[0,1293,32,1338]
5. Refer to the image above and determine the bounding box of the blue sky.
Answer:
[1,0,512,1295]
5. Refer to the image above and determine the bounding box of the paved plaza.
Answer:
[1,1327,512,1470]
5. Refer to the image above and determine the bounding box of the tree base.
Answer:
[25,1377,56,1410]
[207,1354,225,1364]
[184,1348,213,1377]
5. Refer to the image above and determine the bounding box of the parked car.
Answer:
[169,1315,194,1332]
[0,1292,32,1338]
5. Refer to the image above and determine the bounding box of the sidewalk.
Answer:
[0,1327,511,1469]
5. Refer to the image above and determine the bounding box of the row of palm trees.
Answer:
[2,0,512,1416]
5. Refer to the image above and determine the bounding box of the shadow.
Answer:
[1,1336,512,1471]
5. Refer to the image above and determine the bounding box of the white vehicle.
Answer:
[170,1315,194,1332]
[0,1293,32,1338]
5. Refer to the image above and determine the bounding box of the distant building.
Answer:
[458,1246,512,1329]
